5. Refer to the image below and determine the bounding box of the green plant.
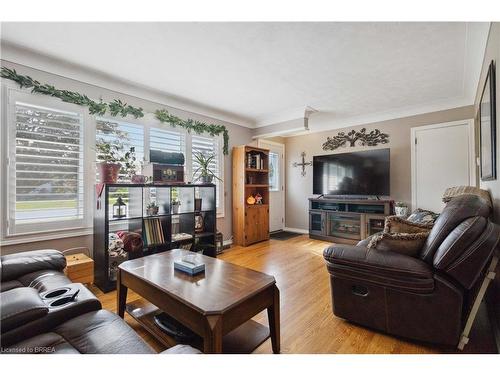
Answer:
[193,152,222,182]
[95,141,138,179]
[120,146,137,179]
[147,201,158,209]
[395,201,407,207]
[96,141,122,164]
[172,198,181,205]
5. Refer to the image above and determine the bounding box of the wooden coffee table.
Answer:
[117,249,280,354]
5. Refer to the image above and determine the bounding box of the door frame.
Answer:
[257,139,285,232]
[411,119,475,211]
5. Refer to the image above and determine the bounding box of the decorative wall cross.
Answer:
[293,152,312,177]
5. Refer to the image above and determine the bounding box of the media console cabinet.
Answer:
[309,197,393,244]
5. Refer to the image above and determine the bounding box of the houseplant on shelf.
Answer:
[172,198,181,214]
[193,152,222,183]
[146,202,159,216]
[96,141,122,183]
[96,141,138,183]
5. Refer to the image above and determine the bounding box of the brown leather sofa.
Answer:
[1,249,200,354]
[323,195,500,346]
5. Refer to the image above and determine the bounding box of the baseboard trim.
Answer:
[283,227,309,234]
[222,239,233,249]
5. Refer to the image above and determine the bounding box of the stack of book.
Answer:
[248,153,265,170]
[143,217,165,246]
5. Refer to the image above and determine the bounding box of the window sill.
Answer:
[0,227,93,246]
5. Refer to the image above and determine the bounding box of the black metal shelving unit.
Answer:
[94,183,217,292]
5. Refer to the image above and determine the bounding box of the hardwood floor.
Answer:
[92,235,497,354]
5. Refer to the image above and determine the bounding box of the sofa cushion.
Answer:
[1,250,66,282]
[53,310,155,354]
[0,280,24,292]
[7,310,155,354]
[1,287,48,333]
[17,270,72,293]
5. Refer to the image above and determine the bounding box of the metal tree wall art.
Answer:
[322,128,389,151]
[293,152,312,177]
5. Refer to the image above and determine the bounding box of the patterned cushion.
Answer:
[367,216,433,257]
[407,208,440,225]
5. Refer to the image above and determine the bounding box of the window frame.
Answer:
[3,88,93,239]
[1,85,225,245]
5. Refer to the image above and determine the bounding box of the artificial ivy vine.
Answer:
[155,109,229,155]
[1,66,230,154]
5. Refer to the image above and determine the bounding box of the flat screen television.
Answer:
[313,148,390,196]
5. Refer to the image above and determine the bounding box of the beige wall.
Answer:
[473,23,500,335]
[0,60,253,255]
[282,106,474,230]
[475,23,500,224]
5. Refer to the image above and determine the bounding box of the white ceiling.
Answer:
[0,22,490,129]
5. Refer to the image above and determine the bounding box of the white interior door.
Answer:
[411,120,475,213]
[258,139,285,232]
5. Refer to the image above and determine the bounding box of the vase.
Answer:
[172,204,180,214]
[395,206,409,217]
[97,162,120,184]
[200,175,213,183]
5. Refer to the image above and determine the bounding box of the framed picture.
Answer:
[479,60,497,181]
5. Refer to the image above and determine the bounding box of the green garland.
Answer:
[1,66,230,154]
[155,109,229,155]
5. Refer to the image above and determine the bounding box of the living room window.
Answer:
[191,134,223,213]
[3,89,225,242]
[6,93,87,236]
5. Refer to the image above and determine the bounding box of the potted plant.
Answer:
[146,201,159,216]
[394,201,409,217]
[96,141,122,183]
[96,141,138,183]
[193,152,222,184]
[172,198,181,214]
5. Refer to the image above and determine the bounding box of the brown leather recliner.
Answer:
[1,249,201,354]
[323,194,500,346]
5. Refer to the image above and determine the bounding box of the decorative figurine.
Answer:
[255,193,263,204]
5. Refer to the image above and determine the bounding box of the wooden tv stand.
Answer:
[309,197,393,244]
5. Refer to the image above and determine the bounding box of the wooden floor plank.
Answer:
[92,235,497,354]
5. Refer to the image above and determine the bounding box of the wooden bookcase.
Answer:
[232,145,270,246]
[94,183,216,292]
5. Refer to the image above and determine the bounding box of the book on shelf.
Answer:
[143,217,165,246]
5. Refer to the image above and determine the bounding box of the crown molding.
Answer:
[0,41,256,128]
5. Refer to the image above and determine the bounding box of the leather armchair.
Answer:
[323,195,500,346]
[1,249,71,292]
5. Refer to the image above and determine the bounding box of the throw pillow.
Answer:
[407,208,440,225]
[367,216,433,257]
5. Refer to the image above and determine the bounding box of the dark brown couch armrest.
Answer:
[323,244,434,293]
[1,250,67,282]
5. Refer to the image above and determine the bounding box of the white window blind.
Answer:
[96,118,145,161]
[191,135,222,209]
[150,127,185,154]
[10,102,85,232]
